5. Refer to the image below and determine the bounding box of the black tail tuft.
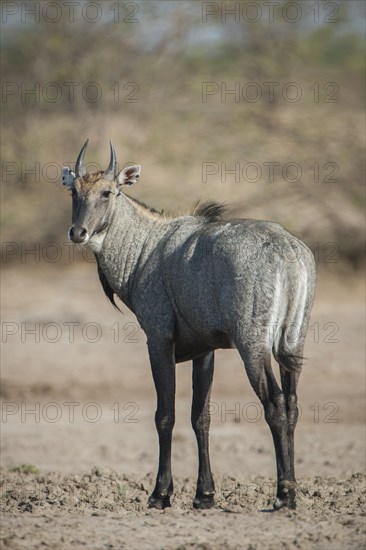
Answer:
[273,336,303,373]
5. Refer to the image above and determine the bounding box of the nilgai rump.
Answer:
[62,140,316,510]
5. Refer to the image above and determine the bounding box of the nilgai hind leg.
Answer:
[238,345,298,509]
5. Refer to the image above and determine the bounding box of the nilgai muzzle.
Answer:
[62,140,316,510]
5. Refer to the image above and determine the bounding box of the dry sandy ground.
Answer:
[1,263,365,549]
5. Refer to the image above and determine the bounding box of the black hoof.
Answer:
[274,481,296,510]
[273,496,296,510]
[148,494,171,509]
[273,497,285,510]
[193,495,215,509]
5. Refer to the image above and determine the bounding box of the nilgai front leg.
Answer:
[147,337,176,509]
[191,352,215,509]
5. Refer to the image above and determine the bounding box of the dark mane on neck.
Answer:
[125,194,227,223]
[127,195,164,217]
[191,200,227,222]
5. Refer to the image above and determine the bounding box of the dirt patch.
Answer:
[1,265,365,549]
[1,468,365,550]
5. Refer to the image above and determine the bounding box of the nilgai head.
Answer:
[62,140,141,244]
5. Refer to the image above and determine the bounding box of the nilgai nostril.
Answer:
[68,225,88,243]
[62,140,316,511]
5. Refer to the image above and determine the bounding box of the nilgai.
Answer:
[62,140,316,510]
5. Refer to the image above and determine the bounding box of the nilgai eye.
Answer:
[102,190,112,199]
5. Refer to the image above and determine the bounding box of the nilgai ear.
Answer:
[116,164,141,187]
[62,166,76,188]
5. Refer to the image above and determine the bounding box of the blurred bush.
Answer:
[1,0,364,269]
